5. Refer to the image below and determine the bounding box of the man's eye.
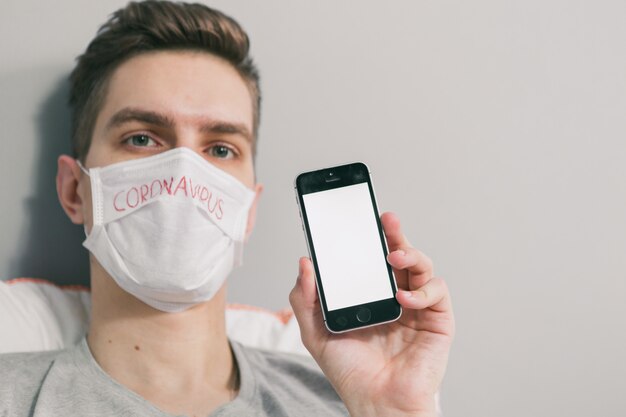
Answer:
[125,134,157,147]
[210,145,235,159]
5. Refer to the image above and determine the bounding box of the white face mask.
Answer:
[78,147,255,312]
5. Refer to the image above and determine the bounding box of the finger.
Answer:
[289,257,327,351]
[381,212,411,252]
[396,277,452,313]
[386,246,434,279]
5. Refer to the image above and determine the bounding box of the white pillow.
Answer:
[0,278,307,356]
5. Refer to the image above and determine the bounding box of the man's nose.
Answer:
[171,130,202,154]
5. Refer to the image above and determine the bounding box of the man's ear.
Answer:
[244,183,264,241]
[56,155,86,225]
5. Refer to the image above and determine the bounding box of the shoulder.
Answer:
[0,349,64,381]
[233,342,348,416]
[0,349,66,410]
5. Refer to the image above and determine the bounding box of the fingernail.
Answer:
[400,290,412,297]
[397,249,406,256]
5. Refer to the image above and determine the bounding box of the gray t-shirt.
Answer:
[0,338,349,417]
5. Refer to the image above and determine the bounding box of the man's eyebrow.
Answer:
[105,108,174,132]
[200,121,252,143]
[105,107,252,143]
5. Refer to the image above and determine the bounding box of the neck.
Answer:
[87,259,237,415]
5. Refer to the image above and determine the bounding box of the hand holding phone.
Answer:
[290,165,455,417]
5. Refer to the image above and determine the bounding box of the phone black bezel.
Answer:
[295,162,401,333]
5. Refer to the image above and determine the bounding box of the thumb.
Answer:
[289,257,327,352]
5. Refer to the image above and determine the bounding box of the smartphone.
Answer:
[294,162,402,333]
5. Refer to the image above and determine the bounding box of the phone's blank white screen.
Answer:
[302,182,394,311]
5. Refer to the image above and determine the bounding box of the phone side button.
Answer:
[356,308,372,323]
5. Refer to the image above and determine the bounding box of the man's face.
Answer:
[78,50,260,231]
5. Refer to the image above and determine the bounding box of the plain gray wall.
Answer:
[1,1,625,416]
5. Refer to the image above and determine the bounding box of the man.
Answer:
[0,1,454,416]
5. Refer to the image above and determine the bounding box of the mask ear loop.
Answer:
[76,160,90,177]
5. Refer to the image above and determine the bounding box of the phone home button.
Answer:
[356,308,371,323]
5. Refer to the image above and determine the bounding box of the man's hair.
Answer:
[69,0,261,162]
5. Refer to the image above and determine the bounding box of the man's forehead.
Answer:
[98,50,254,133]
